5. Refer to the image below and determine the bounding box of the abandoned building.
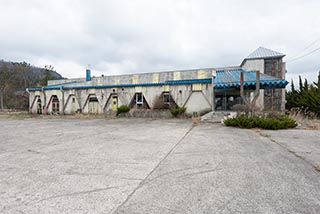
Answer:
[27,47,288,115]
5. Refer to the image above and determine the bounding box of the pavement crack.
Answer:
[29,184,129,205]
[110,125,194,214]
[147,162,212,182]
[147,166,200,182]
[257,129,319,172]
[178,167,223,178]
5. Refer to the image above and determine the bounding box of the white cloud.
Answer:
[0,0,319,83]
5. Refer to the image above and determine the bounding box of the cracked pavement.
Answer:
[0,117,320,213]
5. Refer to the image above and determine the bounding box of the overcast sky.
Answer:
[1,0,320,85]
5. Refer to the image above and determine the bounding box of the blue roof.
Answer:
[27,69,288,91]
[214,69,288,89]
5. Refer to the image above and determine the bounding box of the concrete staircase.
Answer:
[201,111,236,123]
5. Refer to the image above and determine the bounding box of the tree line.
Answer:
[0,61,62,110]
[286,72,320,116]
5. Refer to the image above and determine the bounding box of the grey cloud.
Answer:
[0,0,319,83]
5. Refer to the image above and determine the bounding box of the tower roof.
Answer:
[245,47,285,60]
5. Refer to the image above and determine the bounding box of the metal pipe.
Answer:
[212,70,216,111]
[42,87,46,115]
[60,86,64,115]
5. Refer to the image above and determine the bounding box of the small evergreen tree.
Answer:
[286,72,320,115]
[40,65,57,86]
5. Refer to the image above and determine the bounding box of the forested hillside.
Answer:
[0,60,63,110]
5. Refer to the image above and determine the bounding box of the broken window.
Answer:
[136,93,143,105]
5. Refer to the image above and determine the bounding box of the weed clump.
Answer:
[117,105,130,116]
[170,106,186,117]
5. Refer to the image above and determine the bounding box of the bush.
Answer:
[170,106,186,117]
[224,115,297,130]
[117,105,130,115]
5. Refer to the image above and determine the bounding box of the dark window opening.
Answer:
[215,91,244,111]
[153,92,177,109]
[136,93,143,105]
[37,98,42,114]
[89,97,98,102]
[264,58,283,111]
[163,92,171,104]
[52,95,59,114]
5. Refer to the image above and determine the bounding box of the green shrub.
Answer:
[224,115,297,130]
[170,106,186,117]
[117,105,130,115]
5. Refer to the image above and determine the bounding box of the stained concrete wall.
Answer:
[29,68,214,115]
[47,69,213,88]
[29,82,213,115]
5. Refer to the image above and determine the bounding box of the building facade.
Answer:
[27,47,288,115]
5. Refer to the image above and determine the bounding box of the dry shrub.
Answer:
[289,107,320,129]
[152,95,166,110]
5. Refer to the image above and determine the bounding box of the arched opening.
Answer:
[103,93,118,113]
[37,98,42,114]
[153,92,177,109]
[52,95,59,114]
[88,96,99,114]
[129,93,150,109]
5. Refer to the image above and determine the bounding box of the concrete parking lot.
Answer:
[0,116,320,213]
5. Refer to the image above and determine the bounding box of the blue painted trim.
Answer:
[27,78,213,91]
[27,78,288,91]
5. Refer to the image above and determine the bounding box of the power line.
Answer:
[295,38,320,56]
[286,46,320,63]
[286,36,320,63]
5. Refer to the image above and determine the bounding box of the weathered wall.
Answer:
[184,91,212,114]
[47,69,213,87]
[29,82,213,115]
